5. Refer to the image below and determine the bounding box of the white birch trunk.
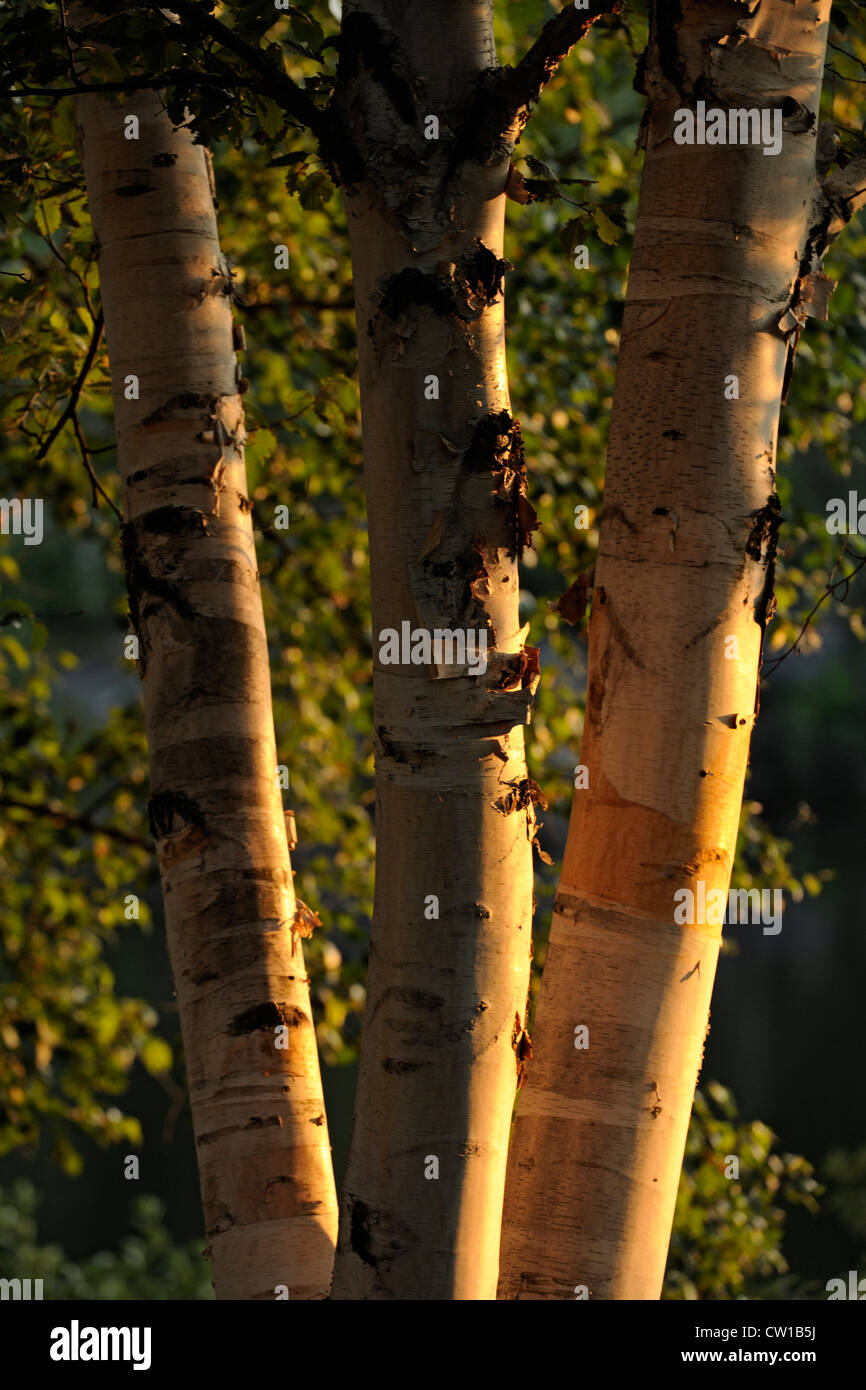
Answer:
[498,0,862,1301]
[76,86,338,1299]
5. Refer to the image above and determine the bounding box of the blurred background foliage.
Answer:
[0,0,864,1296]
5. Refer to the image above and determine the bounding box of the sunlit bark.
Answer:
[498,0,864,1301]
[327,0,545,1300]
[75,75,338,1298]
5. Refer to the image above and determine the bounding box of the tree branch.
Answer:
[143,0,326,136]
[499,0,622,142]
[72,407,123,520]
[451,1,620,172]
[35,308,104,463]
[0,70,258,100]
[761,545,866,680]
[0,794,151,849]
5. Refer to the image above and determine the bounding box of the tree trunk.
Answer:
[75,87,338,1298]
[498,0,859,1301]
[328,1,544,1300]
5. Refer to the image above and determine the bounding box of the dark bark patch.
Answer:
[386,987,444,1011]
[455,241,512,313]
[422,543,490,632]
[114,181,151,198]
[382,1058,429,1074]
[190,970,219,986]
[636,0,687,102]
[494,644,542,694]
[207,1206,235,1237]
[378,243,510,326]
[463,409,524,475]
[121,521,197,671]
[197,1118,282,1146]
[148,789,206,840]
[679,849,725,878]
[336,13,418,126]
[375,724,411,763]
[747,493,782,638]
[511,1011,533,1090]
[379,267,459,321]
[136,506,210,538]
[586,618,611,732]
[349,1197,378,1268]
[745,493,782,563]
[151,152,177,167]
[493,777,548,817]
[228,1001,306,1036]
[141,392,219,425]
[464,411,538,558]
[662,428,686,440]
[684,609,728,651]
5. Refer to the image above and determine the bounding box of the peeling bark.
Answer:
[75,82,337,1298]
[498,0,856,1301]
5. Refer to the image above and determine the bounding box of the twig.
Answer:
[58,0,82,84]
[762,545,866,679]
[27,204,98,324]
[1,69,261,100]
[34,308,104,463]
[72,408,123,520]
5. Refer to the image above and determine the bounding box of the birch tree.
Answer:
[72,17,338,1297]
[498,0,866,1301]
[327,0,617,1301]
[5,0,864,1304]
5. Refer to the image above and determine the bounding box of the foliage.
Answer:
[664,1083,822,1300]
[0,1179,212,1299]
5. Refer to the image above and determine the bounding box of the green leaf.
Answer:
[522,177,561,204]
[298,171,335,210]
[591,205,623,246]
[244,428,278,473]
[258,102,286,140]
[559,216,589,259]
[524,155,556,179]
